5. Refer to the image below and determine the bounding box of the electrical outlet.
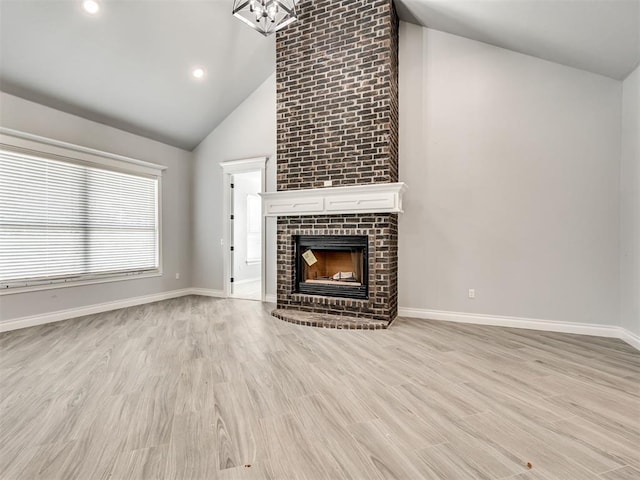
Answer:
[468,288,475,299]
[324,180,332,187]
[175,273,180,280]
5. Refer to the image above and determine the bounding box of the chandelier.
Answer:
[232,0,298,36]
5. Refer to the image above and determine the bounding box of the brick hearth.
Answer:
[275,0,399,325]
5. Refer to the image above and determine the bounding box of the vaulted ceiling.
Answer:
[0,0,275,150]
[1,0,638,151]
[396,0,639,81]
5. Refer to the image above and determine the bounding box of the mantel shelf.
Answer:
[259,182,408,217]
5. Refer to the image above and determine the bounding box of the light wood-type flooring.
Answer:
[1,296,638,479]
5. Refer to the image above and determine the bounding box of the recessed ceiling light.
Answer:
[83,0,100,14]
[192,67,205,79]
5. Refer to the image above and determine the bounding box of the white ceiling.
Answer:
[0,0,638,151]
[396,0,640,81]
[0,0,275,150]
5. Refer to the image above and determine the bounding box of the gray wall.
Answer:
[621,65,640,335]
[0,92,192,321]
[398,24,623,326]
[191,73,277,296]
[1,29,635,335]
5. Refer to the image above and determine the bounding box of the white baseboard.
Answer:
[265,294,277,303]
[0,287,264,333]
[3,292,636,352]
[0,288,192,333]
[619,328,640,350]
[398,307,618,337]
[189,288,226,298]
[398,307,639,350]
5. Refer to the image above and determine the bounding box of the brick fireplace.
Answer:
[271,0,400,327]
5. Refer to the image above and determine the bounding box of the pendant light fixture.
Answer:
[232,0,298,36]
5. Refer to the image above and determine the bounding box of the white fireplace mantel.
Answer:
[259,182,408,217]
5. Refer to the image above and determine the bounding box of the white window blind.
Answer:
[0,151,159,289]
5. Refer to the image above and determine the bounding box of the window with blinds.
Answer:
[0,149,160,289]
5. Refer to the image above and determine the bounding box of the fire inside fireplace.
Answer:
[295,235,368,299]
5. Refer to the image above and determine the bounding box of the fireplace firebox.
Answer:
[295,235,368,299]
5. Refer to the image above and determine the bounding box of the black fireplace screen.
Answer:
[295,235,368,299]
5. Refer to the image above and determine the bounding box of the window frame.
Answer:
[0,128,166,296]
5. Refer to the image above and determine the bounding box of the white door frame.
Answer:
[220,157,267,301]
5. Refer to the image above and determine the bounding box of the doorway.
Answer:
[230,170,262,300]
[220,157,267,302]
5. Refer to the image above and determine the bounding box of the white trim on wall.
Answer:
[1,291,637,351]
[0,128,166,294]
[0,271,163,296]
[189,288,226,298]
[0,287,225,333]
[260,182,408,216]
[0,288,192,333]
[0,127,167,175]
[620,329,640,351]
[220,156,268,302]
[398,306,640,350]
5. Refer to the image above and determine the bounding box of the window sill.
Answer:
[0,271,162,296]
